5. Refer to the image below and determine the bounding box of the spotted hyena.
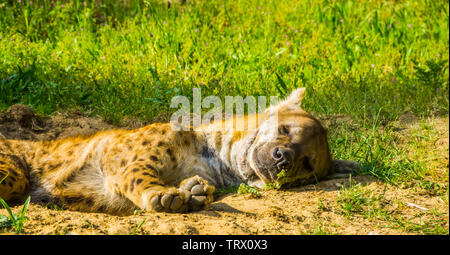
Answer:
[0,88,358,214]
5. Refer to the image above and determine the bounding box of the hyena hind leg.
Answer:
[0,154,30,203]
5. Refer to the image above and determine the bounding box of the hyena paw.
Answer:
[149,188,188,213]
[179,175,215,211]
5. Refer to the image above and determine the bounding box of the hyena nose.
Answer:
[272,147,292,169]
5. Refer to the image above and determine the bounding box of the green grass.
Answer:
[385,215,449,235]
[301,222,339,235]
[336,177,387,218]
[263,169,291,190]
[43,202,66,211]
[215,185,239,196]
[0,169,31,234]
[0,0,447,123]
[225,170,293,198]
[317,198,328,212]
[0,196,31,234]
[336,178,448,234]
[237,183,262,198]
[131,217,147,235]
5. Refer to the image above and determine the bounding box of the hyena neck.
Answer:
[195,128,239,188]
[199,126,260,188]
[229,130,262,187]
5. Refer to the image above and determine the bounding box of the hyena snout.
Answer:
[271,147,293,170]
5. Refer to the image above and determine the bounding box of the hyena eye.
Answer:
[279,125,290,135]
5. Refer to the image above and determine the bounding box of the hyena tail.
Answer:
[326,159,360,179]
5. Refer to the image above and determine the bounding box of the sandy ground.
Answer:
[0,105,448,235]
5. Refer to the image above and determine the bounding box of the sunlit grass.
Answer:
[0,196,31,234]
[0,0,447,122]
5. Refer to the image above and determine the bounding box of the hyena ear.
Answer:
[274,87,306,110]
[284,87,306,106]
[264,87,306,117]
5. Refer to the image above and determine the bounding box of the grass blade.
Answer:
[20,196,31,218]
[0,197,17,225]
[275,72,288,97]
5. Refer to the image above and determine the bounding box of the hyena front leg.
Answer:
[115,162,214,213]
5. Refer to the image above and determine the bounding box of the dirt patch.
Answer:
[2,175,447,235]
[0,105,448,235]
[0,106,117,141]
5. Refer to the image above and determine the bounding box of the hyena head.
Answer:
[239,88,332,188]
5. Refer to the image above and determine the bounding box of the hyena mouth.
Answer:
[272,157,315,186]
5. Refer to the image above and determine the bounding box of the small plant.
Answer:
[317,198,327,211]
[215,185,239,196]
[262,182,279,190]
[0,196,31,234]
[82,220,94,230]
[418,180,446,196]
[386,216,449,235]
[44,202,65,211]
[337,178,387,219]
[237,183,262,198]
[413,59,448,91]
[133,209,144,215]
[337,182,371,218]
[54,227,70,235]
[131,217,147,235]
[263,169,290,190]
[302,222,339,235]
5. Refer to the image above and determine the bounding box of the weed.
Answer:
[317,198,328,212]
[44,203,65,211]
[337,177,388,219]
[0,196,31,234]
[82,220,94,230]
[263,169,290,190]
[301,222,339,235]
[237,183,262,198]
[386,216,449,235]
[215,185,239,196]
[131,217,147,235]
[0,169,31,234]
